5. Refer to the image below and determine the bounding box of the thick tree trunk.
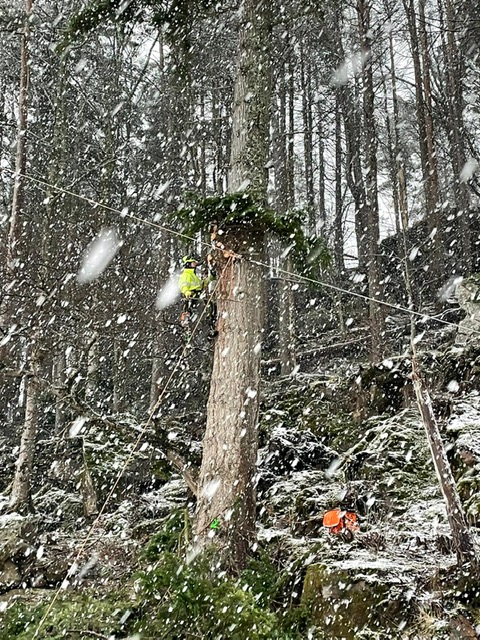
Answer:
[196,227,265,568]
[196,0,271,570]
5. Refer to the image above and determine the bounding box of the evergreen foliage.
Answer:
[179,192,332,275]
[0,514,312,639]
[0,591,134,640]
[134,511,311,639]
[64,0,218,45]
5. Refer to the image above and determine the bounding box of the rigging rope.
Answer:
[3,166,471,634]
[3,167,473,336]
[32,258,233,639]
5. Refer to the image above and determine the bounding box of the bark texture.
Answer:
[195,0,272,569]
[196,227,265,567]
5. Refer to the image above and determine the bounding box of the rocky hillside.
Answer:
[2,281,480,639]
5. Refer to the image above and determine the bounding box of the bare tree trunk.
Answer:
[438,0,471,273]
[9,336,41,512]
[6,0,32,274]
[339,81,368,273]
[278,255,296,375]
[53,349,67,434]
[112,337,125,413]
[417,0,442,285]
[334,89,345,274]
[357,0,385,360]
[404,0,442,287]
[79,439,98,517]
[85,332,99,404]
[300,46,315,234]
[287,49,295,209]
[317,97,326,236]
[149,237,174,412]
[380,66,400,235]
[196,0,271,570]
[273,63,296,375]
[0,0,33,362]
[412,360,477,569]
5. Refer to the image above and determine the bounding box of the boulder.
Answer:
[302,560,412,639]
[0,560,20,588]
[0,514,38,564]
[262,426,338,475]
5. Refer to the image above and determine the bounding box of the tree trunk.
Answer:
[404,0,442,287]
[300,46,315,234]
[287,50,295,209]
[196,0,272,570]
[9,337,41,512]
[0,0,33,361]
[417,0,442,286]
[357,0,385,360]
[412,360,477,569]
[278,255,296,375]
[112,337,125,413]
[339,82,368,273]
[53,349,67,435]
[85,332,99,404]
[80,439,98,517]
[438,0,471,274]
[334,89,345,274]
[273,63,296,375]
[316,95,326,236]
[6,0,32,274]
[196,227,265,568]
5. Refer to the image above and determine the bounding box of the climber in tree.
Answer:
[178,255,216,328]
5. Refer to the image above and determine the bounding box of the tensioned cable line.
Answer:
[4,166,476,336]
[4,169,472,634]
[251,258,464,333]
[32,257,233,639]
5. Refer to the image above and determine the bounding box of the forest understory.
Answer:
[3,286,480,639]
[2,0,480,637]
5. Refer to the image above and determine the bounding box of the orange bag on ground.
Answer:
[323,509,359,536]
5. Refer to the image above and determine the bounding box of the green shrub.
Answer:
[134,515,311,639]
[0,591,134,640]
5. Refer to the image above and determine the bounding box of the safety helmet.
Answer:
[182,255,200,265]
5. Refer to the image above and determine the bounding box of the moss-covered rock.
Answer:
[302,562,411,638]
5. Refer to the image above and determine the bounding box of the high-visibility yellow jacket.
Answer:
[178,268,204,298]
